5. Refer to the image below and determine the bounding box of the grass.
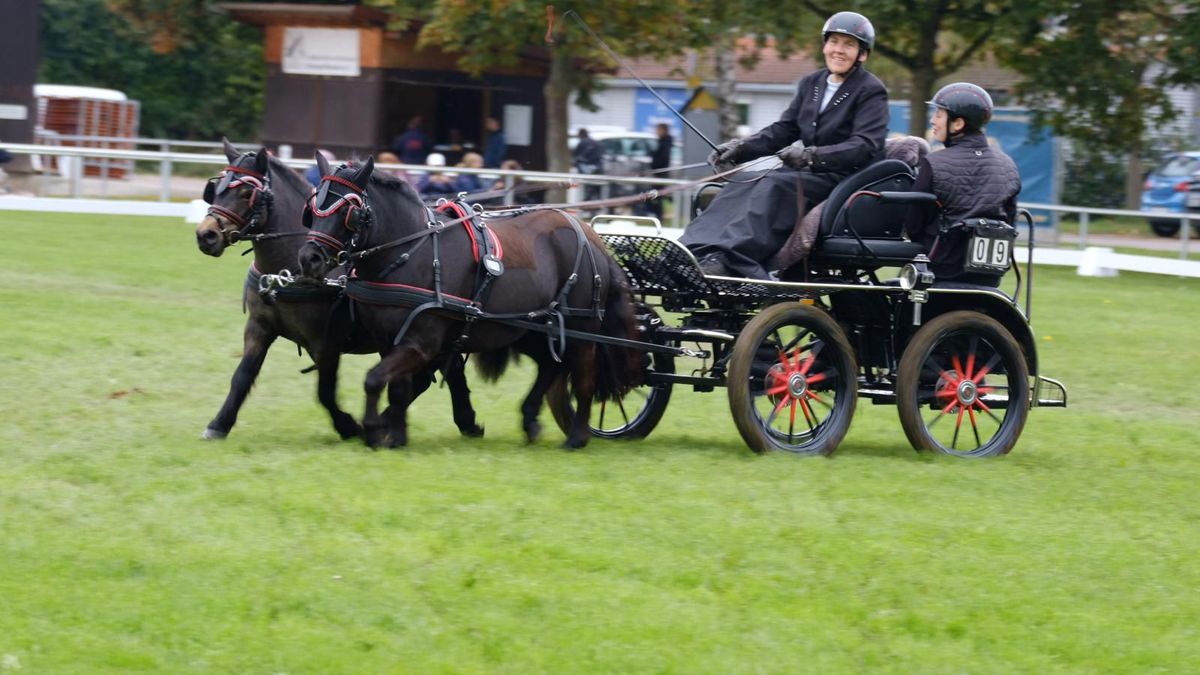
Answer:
[2,211,1200,673]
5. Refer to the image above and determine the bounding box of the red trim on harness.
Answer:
[355,279,474,304]
[436,202,503,263]
[306,230,345,252]
[323,175,364,193]
[225,165,264,180]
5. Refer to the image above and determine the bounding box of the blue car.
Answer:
[1142,151,1200,236]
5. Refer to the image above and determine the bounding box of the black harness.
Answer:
[304,178,605,361]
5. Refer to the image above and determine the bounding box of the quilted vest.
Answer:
[925,131,1020,226]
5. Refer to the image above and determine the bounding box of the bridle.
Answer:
[203,162,276,245]
[302,172,374,269]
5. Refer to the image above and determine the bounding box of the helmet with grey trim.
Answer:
[927,82,994,132]
[822,11,875,53]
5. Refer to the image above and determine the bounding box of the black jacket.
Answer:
[906,131,1021,280]
[651,133,673,171]
[737,65,889,176]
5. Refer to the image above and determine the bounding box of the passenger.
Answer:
[681,11,889,280]
[904,82,1020,285]
[416,152,457,197]
[454,152,486,195]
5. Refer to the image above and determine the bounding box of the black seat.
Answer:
[810,159,929,265]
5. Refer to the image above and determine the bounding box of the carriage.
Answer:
[545,157,1068,457]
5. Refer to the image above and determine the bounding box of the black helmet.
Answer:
[822,11,875,52]
[928,82,994,131]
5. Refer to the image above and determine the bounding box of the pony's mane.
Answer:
[264,154,311,195]
[365,165,423,205]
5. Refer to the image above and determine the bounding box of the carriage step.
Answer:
[1034,376,1068,408]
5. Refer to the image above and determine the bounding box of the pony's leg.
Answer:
[382,375,416,448]
[362,345,429,449]
[564,343,599,449]
[315,345,361,440]
[204,322,277,439]
[519,355,564,444]
[442,356,485,438]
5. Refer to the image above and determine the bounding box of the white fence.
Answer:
[3,143,1199,279]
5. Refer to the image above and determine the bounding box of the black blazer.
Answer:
[739,65,889,176]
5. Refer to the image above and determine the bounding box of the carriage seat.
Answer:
[809,159,932,265]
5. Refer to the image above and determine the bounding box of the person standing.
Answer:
[645,122,674,219]
[390,116,432,166]
[482,117,507,168]
[905,82,1021,286]
[681,11,889,279]
[573,128,604,202]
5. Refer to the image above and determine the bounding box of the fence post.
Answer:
[1078,212,1089,249]
[159,143,172,202]
[1182,215,1191,260]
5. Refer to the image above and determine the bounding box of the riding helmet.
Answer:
[822,11,875,53]
[928,82,994,131]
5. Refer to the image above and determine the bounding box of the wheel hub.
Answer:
[957,380,978,406]
[788,372,808,398]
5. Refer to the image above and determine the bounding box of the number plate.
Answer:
[965,234,1011,272]
[1187,193,1200,208]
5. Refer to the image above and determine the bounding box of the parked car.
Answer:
[568,129,681,178]
[1142,151,1200,237]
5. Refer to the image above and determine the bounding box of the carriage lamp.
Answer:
[899,254,934,291]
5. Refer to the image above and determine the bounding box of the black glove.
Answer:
[778,145,817,169]
[707,139,743,172]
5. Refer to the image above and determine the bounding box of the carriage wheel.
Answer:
[896,311,1030,457]
[727,302,857,456]
[546,349,674,440]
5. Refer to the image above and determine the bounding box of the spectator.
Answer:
[305,149,336,187]
[454,152,486,195]
[573,128,604,201]
[375,151,415,186]
[645,122,674,219]
[482,116,506,168]
[390,116,432,165]
[416,152,457,197]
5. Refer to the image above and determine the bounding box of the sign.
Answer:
[282,28,361,77]
[504,105,533,146]
[0,104,28,120]
[634,87,691,139]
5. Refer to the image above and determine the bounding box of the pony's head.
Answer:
[297,153,375,279]
[195,138,273,256]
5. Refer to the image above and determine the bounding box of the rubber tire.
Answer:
[546,350,674,440]
[896,311,1029,457]
[1148,219,1181,237]
[727,302,857,456]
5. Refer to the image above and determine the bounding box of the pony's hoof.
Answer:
[363,423,388,449]
[202,427,228,440]
[334,416,362,440]
[524,421,542,444]
[461,424,485,439]
[561,437,588,450]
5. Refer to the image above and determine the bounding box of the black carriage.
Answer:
[548,158,1067,457]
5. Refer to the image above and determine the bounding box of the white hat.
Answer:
[426,153,446,167]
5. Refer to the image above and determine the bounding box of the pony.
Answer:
[296,154,643,449]
[194,140,485,440]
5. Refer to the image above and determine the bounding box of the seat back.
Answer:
[818,159,916,239]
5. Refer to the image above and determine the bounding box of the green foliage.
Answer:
[39,0,264,140]
[2,210,1200,671]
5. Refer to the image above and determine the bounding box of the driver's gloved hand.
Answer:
[778,145,817,169]
[708,139,744,173]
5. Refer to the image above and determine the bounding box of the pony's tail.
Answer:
[594,256,645,402]
[474,347,516,382]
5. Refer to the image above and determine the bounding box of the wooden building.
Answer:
[220,2,551,168]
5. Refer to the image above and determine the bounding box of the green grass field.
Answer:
[2,210,1199,673]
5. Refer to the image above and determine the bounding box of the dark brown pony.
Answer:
[194,140,485,440]
[296,155,643,448]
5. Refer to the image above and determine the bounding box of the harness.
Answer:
[304,178,605,361]
[203,164,279,244]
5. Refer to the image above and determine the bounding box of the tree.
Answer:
[40,0,264,140]
[799,0,1019,137]
[996,1,1200,208]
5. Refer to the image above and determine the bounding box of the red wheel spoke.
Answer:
[799,341,824,375]
[967,406,982,447]
[798,397,816,430]
[767,383,790,396]
[965,338,977,380]
[951,405,965,448]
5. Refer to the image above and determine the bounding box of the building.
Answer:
[220,2,551,168]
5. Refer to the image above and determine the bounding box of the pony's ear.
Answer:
[222,137,239,163]
[254,146,270,176]
[350,157,374,190]
[315,150,331,177]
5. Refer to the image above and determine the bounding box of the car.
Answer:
[568,129,681,177]
[1142,151,1200,237]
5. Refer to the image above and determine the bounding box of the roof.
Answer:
[215,2,389,27]
[34,84,127,101]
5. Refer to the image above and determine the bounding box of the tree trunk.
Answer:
[543,47,573,202]
[909,65,936,138]
[1125,145,1144,211]
[714,31,739,142]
